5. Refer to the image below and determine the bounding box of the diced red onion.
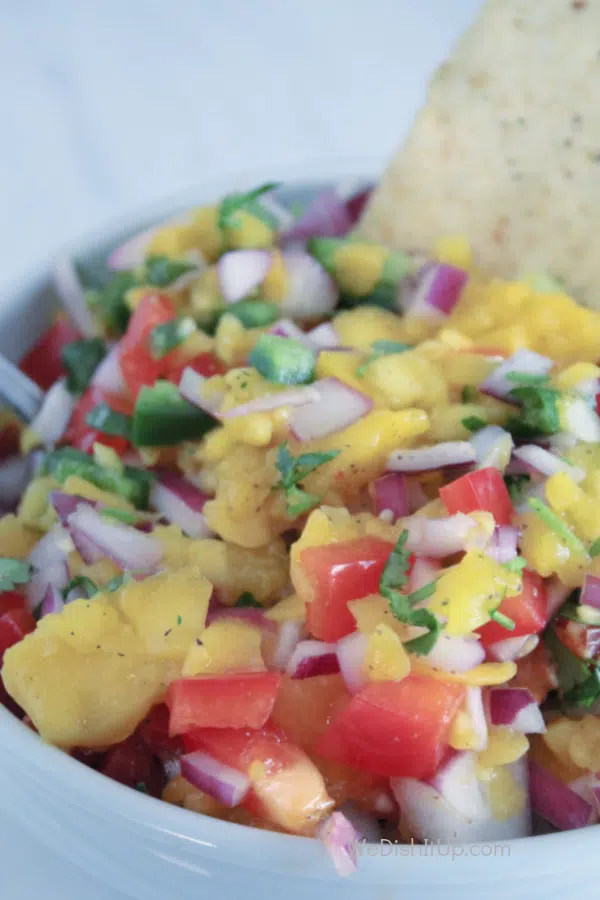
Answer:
[425,634,485,673]
[149,471,212,539]
[26,525,71,610]
[269,318,316,348]
[317,811,359,877]
[402,513,476,557]
[528,760,594,830]
[307,322,340,349]
[217,250,273,303]
[480,350,553,403]
[561,394,600,443]
[336,631,368,694]
[486,525,519,563]
[179,367,224,417]
[284,190,352,242]
[279,250,338,321]
[67,504,162,574]
[470,425,513,471]
[53,257,96,336]
[289,378,373,442]
[180,750,250,808]
[204,606,276,633]
[50,491,93,525]
[286,639,340,679]
[429,751,489,821]
[371,472,409,521]
[221,385,319,420]
[344,187,373,227]
[465,686,488,751]
[489,687,546,733]
[409,557,441,595]
[271,619,304,670]
[39,584,65,618]
[392,758,531,843]
[91,342,125,394]
[337,802,382,843]
[403,262,468,319]
[513,445,585,483]
[581,574,600,612]
[387,441,476,473]
[29,379,74,448]
[488,634,539,662]
[0,454,34,507]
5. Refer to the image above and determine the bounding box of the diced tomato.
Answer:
[0,608,35,663]
[478,570,548,646]
[510,641,558,705]
[63,385,133,455]
[440,466,514,526]
[345,188,372,226]
[315,675,465,779]
[138,703,183,761]
[119,294,177,399]
[100,734,164,796]
[167,672,282,735]
[269,674,351,751]
[20,319,81,390]
[552,617,600,663]
[299,536,396,642]
[166,352,226,385]
[0,591,26,618]
[184,725,333,834]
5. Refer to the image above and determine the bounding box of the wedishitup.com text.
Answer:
[355,839,510,861]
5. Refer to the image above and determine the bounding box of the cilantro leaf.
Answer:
[527,498,588,556]
[506,385,560,439]
[63,575,98,599]
[563,668,600,708]
[0,558,32,593]
[545,628,600,708]
[218,183,280,231]
[150,317,196,359]
[505,371,551,387]
[235,592,262,608]
[503,556,527,575]
[462,416,486,433]
[275,443,340,517]
[143,256,198,288]
[379,530,411,595]
[504,473,531,504]
[403,608,441,656]
[86,403,133,440]
[61,338,107,396]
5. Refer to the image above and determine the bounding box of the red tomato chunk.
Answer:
[440,467,514,526]
[478,570,547,646]
[167,672,282,735]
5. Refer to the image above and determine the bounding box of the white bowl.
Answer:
[0,161,597,900]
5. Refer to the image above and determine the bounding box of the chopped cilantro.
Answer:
[504,473,531,504]
[461,385,476,403]
[143,256,198,288]
[527,498,588,556]
[63,575,98,599]
[380,531,440,655]
[0,558,32,593]
[489,607,516,631]
[505,371,551,387]
[356,340,411,377]
[503,556,527,575]
[402,608,441,656]
[545,628,600,708]
[235,592,262,608]
[86,403,133,440]
[462,416,487,433]
[380,530,412,594]
[218,182,280,231]
[61,338,107,396]
[176,615,183,626]
[275,443,340,517]
[506,385,560,439]
[149,317,196,359]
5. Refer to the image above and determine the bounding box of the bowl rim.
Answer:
[0,155,597,884]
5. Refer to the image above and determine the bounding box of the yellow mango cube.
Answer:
[433,235,472,270]
[0,514,40,559]
[365,351,448,411]
[183,619,264,676]
[477,727,529,767]
[363,624,410,682]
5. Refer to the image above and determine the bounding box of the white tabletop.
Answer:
[0,1,482,896]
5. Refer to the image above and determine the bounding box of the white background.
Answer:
[0,1,482,896]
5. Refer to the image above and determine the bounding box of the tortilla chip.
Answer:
[360,0,600,307]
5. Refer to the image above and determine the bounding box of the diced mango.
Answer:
[333,306,429,352]
[477,727,529,768]
[17,476,58,530]
[182,619,264,676]
[363,624,410,682]
[261,249,288,302]
[433,235,473,270]
[62,475,135,512]
[265,593,306,622]
[365,351,448,411]
[0,514,40,559]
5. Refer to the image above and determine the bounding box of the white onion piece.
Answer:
[271,619,304,671]
[480,349,553,402]
[470,425,513,471]
[269,318,316,348]
[221,385,319,420]
[217,250,272,303]
[336,631,368,694]
[0,455,34,506]
[279,250,338,321]
[26,525,71,610]
[485,525,519,564]
[307,322,340,349]
[561,394,600,443]
[430,751,490,821]
[179,367,224,417]
[317,811,359,877]
[401,513,477,557]
[286,639,340,679]
[488,634,539,663]
[387,442,476,473]
[29,379,74,449]
[285,190,352,242]
[408,557,441,595]
[425,634,485,673]
[404,262,468,319]
[150,472,212,539]
[91,342,125,394]
[465,686,488,751]
[513,445,585,483]
[53,257,96,336]
[289,378,373,441]
[489,687,546,733]
[67,505,162,574]
[180,750,250,808]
